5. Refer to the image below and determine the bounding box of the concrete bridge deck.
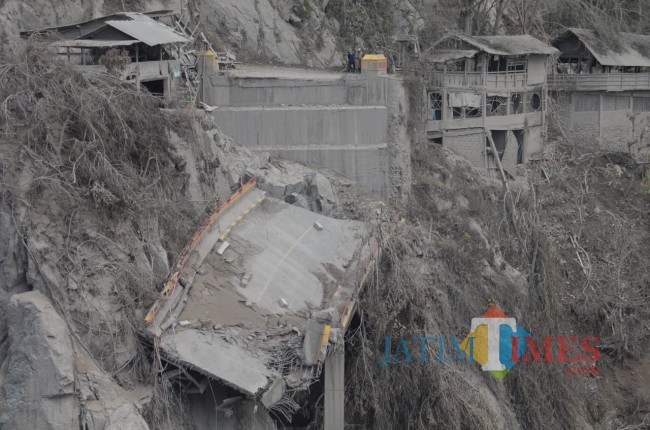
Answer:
[143,180,384,428]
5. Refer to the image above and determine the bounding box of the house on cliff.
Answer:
[21,11,189,99]
[549,28,650,158]
[426,33,558,176]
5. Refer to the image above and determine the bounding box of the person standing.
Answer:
[355,48,363,73]
[347,50,356,72]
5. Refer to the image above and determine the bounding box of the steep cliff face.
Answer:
[187,0,424,72]
[192,0,342,67]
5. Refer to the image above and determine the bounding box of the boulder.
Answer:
[1,291,79,430]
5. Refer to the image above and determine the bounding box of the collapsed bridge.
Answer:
[141,177,387,429]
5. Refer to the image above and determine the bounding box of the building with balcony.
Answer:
[550,28,650,157]
[21,11,189,100]
[426,33,558,176]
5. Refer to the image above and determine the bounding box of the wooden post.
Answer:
[464,59,468,85]
[598,93,603,146]
[481,89,486,127]
[485,128,510,192]
[481,53,487,87]
[442,88,448,121]
[135,45,140,91]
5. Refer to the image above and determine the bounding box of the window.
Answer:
[604,95,630,111]
[429,92,442,121]
[448,91,482,119]
[507,56,527,72]
[486,96,508,116]
[530,93,541,111]
[526,89,543,112]
[633,97,650,112]
[575,94,599,112]
[511,93,524,114]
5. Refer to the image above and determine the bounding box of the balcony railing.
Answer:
[547,72,650,91]
[433,71,527,89]
[77,60,181,82]
[427,87,544,123]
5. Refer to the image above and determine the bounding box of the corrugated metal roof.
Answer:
[555,28,650,67]
[20,10,174,35]
[53,39,139,48]
[437,33,558,56]
[105,14,188,46]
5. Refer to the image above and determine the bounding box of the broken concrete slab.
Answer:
[312,307,337,324]
[258,165,306,200]
[230,199,364,314]
[261,378,287,409]
[303,319,325,365]
[149,187,384,424]
[159,330,271,396]
[258,180,286,200]
[294,193,310,209]
[307,172,338,205]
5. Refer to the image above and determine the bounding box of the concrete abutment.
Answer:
[200,66,411,203]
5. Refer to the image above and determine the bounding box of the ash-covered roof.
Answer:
[435,33,559,56]
[21,11,188,47]
[103,13,188,46]
[52,39,140,48]
[554,28,650,67]
[426,49,478,63]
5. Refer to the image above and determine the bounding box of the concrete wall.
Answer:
[346,75,389,106]
[571,111,600,147]
[209,105,387,149]
[553,90,650,156]
[527,125,544,156]
[602,110,632,152]
[227,78,347,107]
[201,69,408,202]
[444,125,542,174]
[444,128,486,167]
[549,91,572,138]
[202,74,389,108]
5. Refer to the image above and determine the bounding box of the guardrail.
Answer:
[144,177,258,325]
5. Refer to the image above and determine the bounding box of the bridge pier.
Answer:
[324,347,345,430]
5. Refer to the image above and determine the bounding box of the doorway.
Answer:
[513,129,525,164]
